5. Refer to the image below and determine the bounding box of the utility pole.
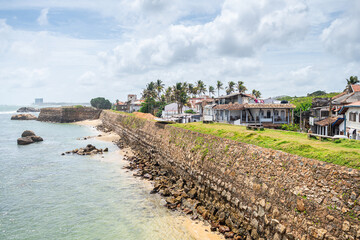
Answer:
[300,108,302,131]
[328,97,332,136]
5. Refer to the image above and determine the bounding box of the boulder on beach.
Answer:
[11,114,37,120]
[17,107,40,113]
[17,130,43,145]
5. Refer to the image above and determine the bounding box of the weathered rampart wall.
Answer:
[101,110,360,240]
[38,107,101,123]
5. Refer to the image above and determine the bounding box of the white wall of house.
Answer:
[345,106,360,140]
[162,103,190,118]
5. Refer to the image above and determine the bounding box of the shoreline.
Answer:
[74,119,224,240]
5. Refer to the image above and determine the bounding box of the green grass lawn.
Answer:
[173,122,360,169]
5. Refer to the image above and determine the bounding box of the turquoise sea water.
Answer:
[0,106,196,240]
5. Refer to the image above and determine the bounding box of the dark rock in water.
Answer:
[66,144,105,156]
[17,107,40,112]
[30,136,43,142]
[11,114,37,120]
[17,137,34,145]
[17,131,43,145]
[21,130,36,137]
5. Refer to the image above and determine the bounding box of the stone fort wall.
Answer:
[101,110,360,240]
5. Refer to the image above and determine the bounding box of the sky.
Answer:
[0,0,359,105]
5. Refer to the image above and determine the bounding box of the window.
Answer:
[281,110,285,119]
[274,110,279,116]
[266,110,271,118]
[321,111,329,117]
[349,112,357,122]
[359,113,360,122]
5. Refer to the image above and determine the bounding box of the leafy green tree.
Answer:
[90,97,112,109]
[252,89,261,98]
[226,81,235,95]
[208,85,215,97]
[307,90,327,97]
[216,80,223,97]
[139,97,156,114]
[236,81,247,93]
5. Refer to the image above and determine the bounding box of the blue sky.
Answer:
[0,0,359,105]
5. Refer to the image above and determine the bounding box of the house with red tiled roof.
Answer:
[309,85,360,137]
[202,92,295,127]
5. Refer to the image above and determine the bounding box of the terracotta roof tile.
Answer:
[315,117,338,127]
[245,103,295,109]
[347,100,360,106]
[351,84,360,92]
[213,103,295,110]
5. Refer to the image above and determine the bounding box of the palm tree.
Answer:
[252,89,261,99]
[173,82,189,114]
[208,86,215,97]
[196,80,206,96]
[188,83,197,97]
[216,80,223,97]
[165,86,173,103]
[154,79,165,100]
[236,81,247,93]
[226,81,235,95]
[346,76,359,91]
[142,81,157,99]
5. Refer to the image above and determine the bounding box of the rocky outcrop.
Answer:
[100,110,360,240]
[17,130,43,145]
[17,107,40,112]
[62,144,108,155]
[37,107,101,123]
[11,114,37,120]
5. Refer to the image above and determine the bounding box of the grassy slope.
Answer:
[173,122,360,169]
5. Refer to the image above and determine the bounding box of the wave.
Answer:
[0,111,16,114]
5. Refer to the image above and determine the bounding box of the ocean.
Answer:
[0,106,200,240]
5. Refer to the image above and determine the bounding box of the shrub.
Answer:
[280,123,300,132]
[184,109,196,114]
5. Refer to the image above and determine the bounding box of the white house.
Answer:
[338,101,360,140]
[201,92,295,127]
[162,103,191,119]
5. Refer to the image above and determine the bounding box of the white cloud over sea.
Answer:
[0,0,359,104]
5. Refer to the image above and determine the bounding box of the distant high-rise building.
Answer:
[35,98,43,105]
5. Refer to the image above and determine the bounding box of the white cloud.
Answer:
[321,1,360,61]
[37,8,49,26]
[0,0,359,105]
[78,71,97,86]
[100,0,309,77]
